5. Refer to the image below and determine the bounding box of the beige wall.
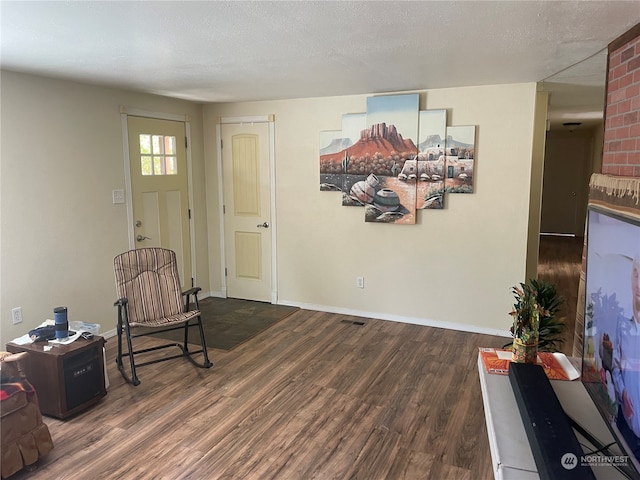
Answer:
[1,73,542,343]
[204,83,540,335]
[0,71,209,344]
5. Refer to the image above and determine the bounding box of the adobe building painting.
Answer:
[444,125,476,193]
[416,109,447,209]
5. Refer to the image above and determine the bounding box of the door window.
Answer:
[139,134,177,176]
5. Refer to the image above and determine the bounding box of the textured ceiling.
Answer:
[1,1,639,127]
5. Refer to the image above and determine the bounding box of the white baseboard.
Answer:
[203,291,225,299]
[277,300,512,338]
[143,293,511,338]
[102,328,117,339]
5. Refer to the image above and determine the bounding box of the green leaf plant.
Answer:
[504,278,566,352]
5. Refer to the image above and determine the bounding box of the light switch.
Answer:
[112,189,125,204]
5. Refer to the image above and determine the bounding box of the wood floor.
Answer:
[14,311,506,480]
[12,238,581,480]
[536,235,584,356]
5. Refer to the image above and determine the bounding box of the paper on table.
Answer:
[553,352,581,380]
[48,330,82,345]
[10,334,33,345]
[10,319,79,346]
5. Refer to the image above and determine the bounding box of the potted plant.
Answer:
[532,278,566,352]
[506,278,566,362]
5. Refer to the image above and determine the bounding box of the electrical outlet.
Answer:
[11,307,23,324]
[356,276,364,288]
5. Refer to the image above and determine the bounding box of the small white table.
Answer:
[478,353,629,480]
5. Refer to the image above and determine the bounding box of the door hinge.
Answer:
[225,267,228,277]
[188,208,191,219]
[185,137,188,148]
[223,205,226,214]
[220,139,223,149]
[191,277,194,288]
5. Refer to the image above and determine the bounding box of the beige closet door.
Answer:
[128,116,192,289]
[222,122,272,302]
[541,132,590,236]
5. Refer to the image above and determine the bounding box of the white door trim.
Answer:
[216,115,278,303]
[120,107,197,287]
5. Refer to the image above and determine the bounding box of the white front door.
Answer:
[127,116,192,290]
[221,121,273,302]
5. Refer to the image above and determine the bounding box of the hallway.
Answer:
[537,235,584,355]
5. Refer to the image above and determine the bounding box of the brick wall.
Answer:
[602,24,640,175]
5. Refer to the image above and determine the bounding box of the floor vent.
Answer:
[340,319,366,326]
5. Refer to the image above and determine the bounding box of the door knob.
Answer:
[136,235,152,242]
[257,222,269,228]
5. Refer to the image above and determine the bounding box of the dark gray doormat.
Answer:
[149,297,299,351]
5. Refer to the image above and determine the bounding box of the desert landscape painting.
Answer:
[416,109,447,210]
[444,125,476,193]
[320,94,419,224]
[319,94,477,225]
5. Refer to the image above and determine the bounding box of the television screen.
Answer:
[583,205,640,477]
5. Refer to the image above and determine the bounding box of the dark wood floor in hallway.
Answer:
[537,235,584,356]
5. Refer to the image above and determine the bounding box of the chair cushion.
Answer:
[114,248,186,325]
[130,309,201,328]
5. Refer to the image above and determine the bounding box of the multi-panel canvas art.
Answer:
[416,110,447,210]
[361,94,419,224]
[444,125,476,193]
[319,94,476,224]
[319,129,347,192]
[320,113,367,193]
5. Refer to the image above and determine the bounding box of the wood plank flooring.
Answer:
[537,235,584,356]
[13,311,506,480]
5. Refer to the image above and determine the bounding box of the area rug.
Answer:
[149,297,299,351]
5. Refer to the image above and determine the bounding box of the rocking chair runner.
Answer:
[113,248,212,386]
